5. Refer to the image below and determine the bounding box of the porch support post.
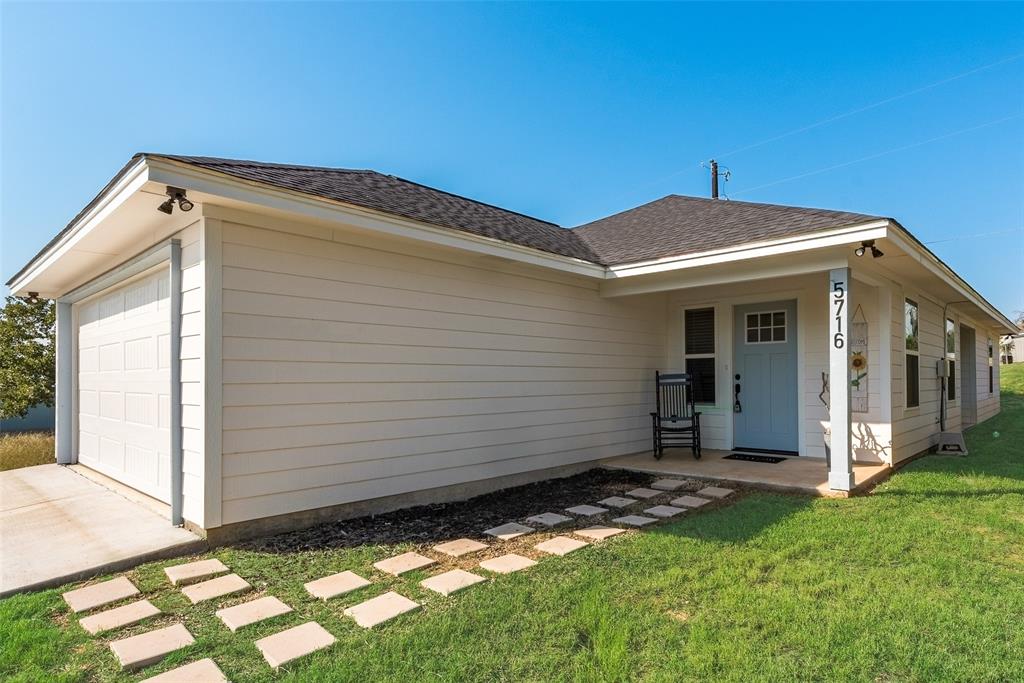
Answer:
[55,301,75,465]
[828,267,854,491]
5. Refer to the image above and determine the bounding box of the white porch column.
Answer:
[828,268,854,491]
[55,300,74,465]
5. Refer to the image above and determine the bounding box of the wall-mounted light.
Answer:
[855,240,883,258]
[25,291,40,304]
[157,186,194,215]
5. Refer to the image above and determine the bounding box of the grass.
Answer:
[0,431,54,471]
[2,367,1023,682]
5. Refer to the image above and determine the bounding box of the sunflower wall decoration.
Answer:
[851,305,869,413]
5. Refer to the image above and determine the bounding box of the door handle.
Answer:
[733,373,742,413]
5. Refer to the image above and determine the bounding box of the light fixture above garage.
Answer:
[157,186,194,214]
[854,240,883,258]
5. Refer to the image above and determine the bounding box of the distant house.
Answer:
[1002,333,1024,364]
[7,154,1015,540]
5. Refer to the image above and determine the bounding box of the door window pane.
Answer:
[684,308,715,355]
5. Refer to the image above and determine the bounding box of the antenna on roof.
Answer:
[702,159,731,199]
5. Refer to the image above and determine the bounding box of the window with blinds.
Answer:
[683,307,716,404]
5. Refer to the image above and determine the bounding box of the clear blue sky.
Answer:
[2,2,1022,316]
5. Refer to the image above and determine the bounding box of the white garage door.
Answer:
[76,267,172,503]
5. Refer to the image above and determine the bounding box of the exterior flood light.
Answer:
[855,240,883,258]
[157,186,193,214]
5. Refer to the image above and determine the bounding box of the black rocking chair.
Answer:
[650,371,702,460]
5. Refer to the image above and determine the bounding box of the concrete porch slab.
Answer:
[1,465,203,597]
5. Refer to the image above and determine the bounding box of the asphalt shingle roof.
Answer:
[571,194,883,265]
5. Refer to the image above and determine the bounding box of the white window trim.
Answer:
[682,305,717,407]
[905,298,920,411]
[744,309,788,345]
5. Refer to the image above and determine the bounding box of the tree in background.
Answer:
[0,296,55,419]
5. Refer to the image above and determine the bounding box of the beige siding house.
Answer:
[8,154,1015,539]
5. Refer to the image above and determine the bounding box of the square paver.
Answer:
[79,599,161,635]
[574,525,627,541]
[650,479,688,491]
[373,552,436,576]
[181,573,251,604]
[164,558,229,586]
[534,536,589,556]
[255,621,336,669]
[304,570,371,600]
[625,487,662,499]
[483,522,535,540]
[698,486,735,499]
[525,512,573,527]
[216,596,293,632]
[479,554,537,574]
[420,569,487,596]
[343,591,421,628]
[433,538,488,557]
[612,515,659,527]
[142,658,227,682]
[63,576,139,613]
[670,495,712,508]
[565,504,608,517]
[597,496,637,509]
[644,505,686,518]
[109,623,195,671]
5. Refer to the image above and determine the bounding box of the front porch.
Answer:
[603,449,891,497]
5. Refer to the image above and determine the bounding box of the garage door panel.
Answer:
[76,268,171,503]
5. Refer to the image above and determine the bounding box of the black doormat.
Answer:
[724,453,787,464]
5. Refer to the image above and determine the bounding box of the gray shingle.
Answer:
[571,195,884,265]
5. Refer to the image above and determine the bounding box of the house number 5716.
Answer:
[832,281,845,349]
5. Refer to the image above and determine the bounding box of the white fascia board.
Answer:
[886,227,1016,332]
[146,159,607,279]
[605,220,890,278]
[8,158,150,294]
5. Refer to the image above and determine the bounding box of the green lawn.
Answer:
[0,431,54,471]
[3,367,1023,682]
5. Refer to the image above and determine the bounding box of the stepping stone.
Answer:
[63,576,139,613]
[420,569,486,596]
[255,621,336,669]
[483,522,535,540]
[597,496,637,509]
[574,525,627,541]
[433,538,488,557]
[181,573,251,604]
[535,536,589,556]
[79,599,160,635]
[109,623,194,671]
[304,570,371,600]
[626,487,662,499]
[164,558,229,586]
[565,504,608,517]
[651,478,688,491]
[612,515,659,527]
[373,551,436,576]
[671,495,712,508]
[142,658,227,682]
[479,554,537,574]
[644,505,686,518]
[525,512,573,527]
[343,591,421,628]
[216,596,292,632]
[698,486,735,499]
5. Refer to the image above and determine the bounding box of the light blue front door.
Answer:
[733,300,799,453]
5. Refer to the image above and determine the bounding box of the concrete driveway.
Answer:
[1,465,203,597]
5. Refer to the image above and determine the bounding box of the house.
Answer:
[7,154,1015,540]
[1001,332,1024,364]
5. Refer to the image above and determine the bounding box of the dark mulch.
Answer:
[238,468,693,554]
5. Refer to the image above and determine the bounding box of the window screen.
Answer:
[906,355,920,408]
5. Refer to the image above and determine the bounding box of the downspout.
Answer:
[169,240,184,526]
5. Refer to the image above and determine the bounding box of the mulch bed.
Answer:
[238,468,715,555]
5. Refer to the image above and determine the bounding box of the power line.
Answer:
[924,228,1023,245]
[730,113,1024,196]
[713,52,1024,160]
